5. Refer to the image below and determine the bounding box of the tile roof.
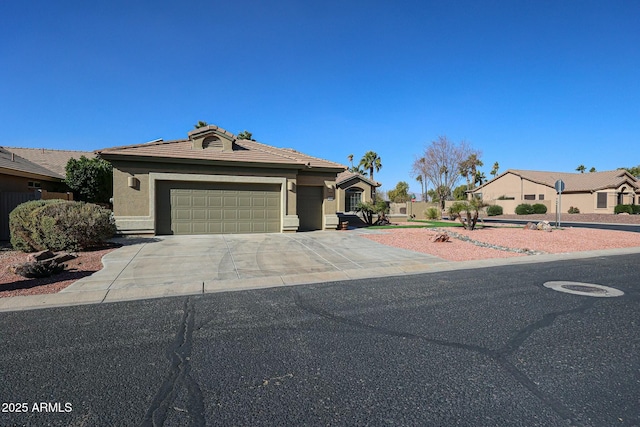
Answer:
[97,130,347,170]
[336,170,380,187]
[1,147,92,179]
[476,169,638,193]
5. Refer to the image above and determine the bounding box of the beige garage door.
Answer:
[156,181,280,235]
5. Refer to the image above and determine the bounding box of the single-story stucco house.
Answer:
[0,146,88,239]
[97,125,347,235]
[335,171,380,213]
[470,169,639,214]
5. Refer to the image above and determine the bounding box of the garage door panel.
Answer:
[208,196,223,207]
[157,181,280,235]
[192,196,207,207]
[238,209,252,220]
[192,209,207,220]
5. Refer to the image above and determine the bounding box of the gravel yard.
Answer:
[0,245,118,298]
[362,225,640,262]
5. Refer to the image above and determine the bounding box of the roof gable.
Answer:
[336,171,380,187]
[474,169,638,193]
[97,125,346,170]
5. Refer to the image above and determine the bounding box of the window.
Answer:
[597,192,607,209]
[538,194,544,200]
[345,189,362,212]
[524,194,535,200]
[27,181,41,189]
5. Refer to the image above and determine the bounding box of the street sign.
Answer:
[554,180,565,228]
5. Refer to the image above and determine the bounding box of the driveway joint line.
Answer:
[222,235,241,279]
[286,234,354,270]
[101,242,148,300]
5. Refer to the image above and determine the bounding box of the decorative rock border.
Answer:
[433,228,547,256]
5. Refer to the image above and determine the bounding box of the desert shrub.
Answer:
[10,200,115,252]
[13,260,65,278]
[515,203,534,215]
[532,203,547,214]
[9,200,66,252]
[425,207,439,220]
[486,205,503,216]
[568,206,580,214]
[614,204,633,214]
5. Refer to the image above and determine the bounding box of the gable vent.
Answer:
[203,136,223,150]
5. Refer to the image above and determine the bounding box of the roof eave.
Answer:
[0,166,63,181]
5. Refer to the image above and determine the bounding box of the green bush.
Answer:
[634,205,640,214]
[486,205,503,216]
[515,203,534,215]
[614,204,634,214]
[532,203,547,214]
[10,200,115,252]
[568,206,580,214]
[9,200,66,252]
[425,207,439,220]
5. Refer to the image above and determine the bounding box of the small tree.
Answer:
[448,198,487,230]
[387,181,410,202]
[355,199,388,226]
[65,156,113,203]
[453,184,469,200]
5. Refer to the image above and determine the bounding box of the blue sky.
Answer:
[1,0,638,196]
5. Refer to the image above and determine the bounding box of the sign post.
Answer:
[554,179,565,228]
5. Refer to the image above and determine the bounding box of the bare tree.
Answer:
[412,136,475,209]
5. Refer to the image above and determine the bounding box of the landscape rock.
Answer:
[28,250,55,262]
[536,221,553,232]
[432,233,450,243]
[523,222,537,230]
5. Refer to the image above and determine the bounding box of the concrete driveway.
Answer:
[61,231,444,301]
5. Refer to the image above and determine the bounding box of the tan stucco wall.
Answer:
[111,161,299,217]
[0,172,63,192]
[110,159,339,232]
[476,173,555,202]
[336,180,374,212]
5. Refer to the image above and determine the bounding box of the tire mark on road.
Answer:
[140,298,205,427]
[292,288,595,425]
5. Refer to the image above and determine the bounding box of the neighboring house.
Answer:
[96,124,347,235]
[335,171,380,213]
[0,147,90,239]
[471,169,639,214]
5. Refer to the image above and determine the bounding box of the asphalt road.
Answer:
[1,254,639,426]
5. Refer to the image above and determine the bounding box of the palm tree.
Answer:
[416,175,424,201]
[347,154,354,168]
[467,154,483,188]
[359,151,382,182]
[237,130,253,140]
[490,161,499,178]
[576,164,586,173]
[194,120,208,129]
[474,171,487,187]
